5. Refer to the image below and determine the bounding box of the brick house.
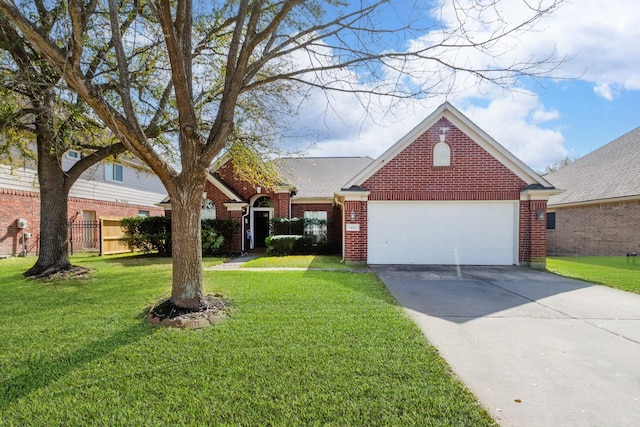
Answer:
[188,156,373,252]
[545,126,640,256]
[0,153,166,257]
[200,102,559,267]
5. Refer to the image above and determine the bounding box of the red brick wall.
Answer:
[207,162,293,252]
[291,203,343,244]
[548,201,640,256]
[215,162,260,201]
[363,118,525,200]
[212,162,290,217]
[342,117,544,265]
[519,200,548,265]
[0,188,164,256]
[272,193,290,218]
[343,200,368,263]
[0,189,40,256]
[210,161,343,252]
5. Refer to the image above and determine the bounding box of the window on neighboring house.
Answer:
[304,211,327,244]
[105,163,123,183]
[138,210,150,217]
[433,142,451,166]
[201,199,216,220]
[66,150,81,160]
[546,212,556,230]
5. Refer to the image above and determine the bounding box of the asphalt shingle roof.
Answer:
[546,125,640,206]
[274,157,373,199]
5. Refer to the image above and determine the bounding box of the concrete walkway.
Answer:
[206,253,263,270]
[372,265,640,427]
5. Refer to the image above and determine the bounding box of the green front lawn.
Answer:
[547,256,640,293]
[0,255,494,426]
[242,254,348,269]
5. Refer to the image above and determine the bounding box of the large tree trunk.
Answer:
[25,91,73,277]
[169,171,207,309]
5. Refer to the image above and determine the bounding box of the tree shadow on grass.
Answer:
[307,255,348,269]
[91,255,173,268]
[0,321,153,410]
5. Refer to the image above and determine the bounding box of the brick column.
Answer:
[343,200,368,264]
[336,189,371,265]
[519,199,548,268]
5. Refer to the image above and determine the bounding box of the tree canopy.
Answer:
[0,0,565,308]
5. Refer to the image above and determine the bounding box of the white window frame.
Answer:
[105,162,124,183]
[201,199,216,220]
[433,142,451,166]
[304,211,328,244]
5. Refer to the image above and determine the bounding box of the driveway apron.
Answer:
[372,265,640,427]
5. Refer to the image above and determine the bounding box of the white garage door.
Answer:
[368,201,518,265]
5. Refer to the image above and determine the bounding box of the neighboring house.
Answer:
[0,151,167,257]
[545,126,640,256]
[193,102,559,267]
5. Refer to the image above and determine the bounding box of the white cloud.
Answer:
[532,108,560,123]
[491,0,640,99]
[593,83,615,101]
[461,92,568,171]
[283,0,640,170]
[300,90,567,172]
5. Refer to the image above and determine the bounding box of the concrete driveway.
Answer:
[371,265,640,427]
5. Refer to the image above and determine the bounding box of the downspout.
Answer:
[334,195,346,263]
[241,206,250,253]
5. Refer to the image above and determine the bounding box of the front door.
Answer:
[253,211,270,248]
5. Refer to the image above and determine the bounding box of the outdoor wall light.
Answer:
[439,127,450,143]
[350,210,356,221]
[537,210,545,221]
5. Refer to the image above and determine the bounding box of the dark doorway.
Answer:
[253,211,270,248]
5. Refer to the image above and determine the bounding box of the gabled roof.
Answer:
[274,157,373,199]
[344,102,553,189]
[207,173,245,202]
[546,125,640,207]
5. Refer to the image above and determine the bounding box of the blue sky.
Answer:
[284,0,640,172]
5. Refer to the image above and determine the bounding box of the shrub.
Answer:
[121,216,240,256]
[201,228,224,256]
[266,235,313,256]
[121,216,171,256]
[205,218,241,255]
[316,239,339,255]
[270,217,304,235]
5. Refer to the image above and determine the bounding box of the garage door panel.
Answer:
[368,201,517,265]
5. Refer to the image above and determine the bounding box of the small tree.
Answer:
[1,12,128,277]
[542,155,578,174]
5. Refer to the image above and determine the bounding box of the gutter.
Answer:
[333,194,346,263]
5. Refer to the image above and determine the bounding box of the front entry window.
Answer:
[253,196,273,208]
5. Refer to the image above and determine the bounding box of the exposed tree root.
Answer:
[147,294,229,329]
[25,265,91,280]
